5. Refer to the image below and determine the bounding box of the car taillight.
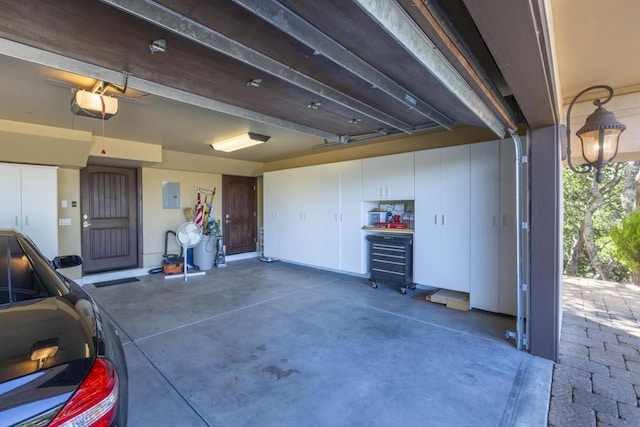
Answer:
[49,358,119,427]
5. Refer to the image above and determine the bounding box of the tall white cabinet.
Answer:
[414,146,470,292]
[0,163,58,259]
[320,160,364,273]
[263,160,364,273]
[263,166,321,265]
[469,140,517,315]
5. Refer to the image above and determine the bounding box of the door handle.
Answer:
[83,221,92,228]
[225,219,232,223]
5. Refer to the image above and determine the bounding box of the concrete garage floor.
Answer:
[84,259,552,427]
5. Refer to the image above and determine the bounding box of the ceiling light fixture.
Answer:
[149,38,166,54]
[70,89,118,120]
[210,132,271,152]
[349,118,362,124]
[246,78,263,88]
[565,85,626,183]
[307,102,321,109]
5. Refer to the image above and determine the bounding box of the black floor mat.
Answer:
[93,277,140,288]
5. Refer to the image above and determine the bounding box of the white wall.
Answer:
[141,168,223,268]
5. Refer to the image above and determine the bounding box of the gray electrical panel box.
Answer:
[162,181,180,209]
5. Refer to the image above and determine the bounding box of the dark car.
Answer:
[0,230,128,426]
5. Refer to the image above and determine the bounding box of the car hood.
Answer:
[0,296,97,384]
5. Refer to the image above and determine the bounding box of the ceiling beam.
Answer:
[0,38,339,141]
[100,0,417,134]
[231,0,454,130]
[353,0,509,137]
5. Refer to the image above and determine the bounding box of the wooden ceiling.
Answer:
[0,0,529,163]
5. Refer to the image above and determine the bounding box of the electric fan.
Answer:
[165,222,206,281]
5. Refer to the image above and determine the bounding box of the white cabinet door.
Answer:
[21,166,58,259]
[0,164,22,230]
[291,165,322,265]
[321,163,341,270]
[321,160,364,273]
[263,170,286,259]
[386,152,414,200]
[499,139,517,316]
[362,152,414,201]
[439,146,470,292]
[414,149,443,286]
[0,164,58,260]
[362,156,387,200]
[469,141,500,312]
[338,160,364,273]
[414,146,469,292]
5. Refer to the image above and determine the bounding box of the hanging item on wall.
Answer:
[194,191,204,228]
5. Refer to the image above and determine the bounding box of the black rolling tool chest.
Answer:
[366,234,414,294]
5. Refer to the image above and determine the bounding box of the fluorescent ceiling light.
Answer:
[71,89,118,119]
[210,132,271,152]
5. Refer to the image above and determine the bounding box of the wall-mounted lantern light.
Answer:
[565,85,626,183]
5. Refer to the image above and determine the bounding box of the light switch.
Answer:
[61,200,68,208]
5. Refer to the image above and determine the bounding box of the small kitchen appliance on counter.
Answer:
[367,211,388,226]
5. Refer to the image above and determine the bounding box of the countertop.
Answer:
[361,226,415,234]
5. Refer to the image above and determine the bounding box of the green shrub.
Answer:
[610,210,640,284]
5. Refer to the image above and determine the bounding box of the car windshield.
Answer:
[0,235,55,305]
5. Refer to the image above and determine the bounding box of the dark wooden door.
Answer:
[222,175,257,255]
[80,166,139,274]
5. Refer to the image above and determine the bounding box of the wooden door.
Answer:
[222,175,257,255]
[80,166,139,274]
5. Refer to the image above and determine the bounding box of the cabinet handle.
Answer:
[15,216,19,227]
[24,216,29,226]
[340,213,343,222]
[434,214,437,225]
[441,214,445,225]
[385,187,389,197]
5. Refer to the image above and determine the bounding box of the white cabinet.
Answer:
[320,160,364,273]
[414,146,470,292]
[263,166,321,265]
[469,141,500,312]
[469,140,517,315]
[289,165,322,265]
[362,152,414,200]
[0,163,58,259]
[499,140,517,315]
[263,169,284,259]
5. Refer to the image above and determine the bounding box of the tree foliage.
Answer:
[563,162,632,282]
[609,210,640,285]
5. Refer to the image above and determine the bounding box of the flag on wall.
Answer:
[194,191,204,228]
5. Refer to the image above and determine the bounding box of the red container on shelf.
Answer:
[374,222,408,229]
